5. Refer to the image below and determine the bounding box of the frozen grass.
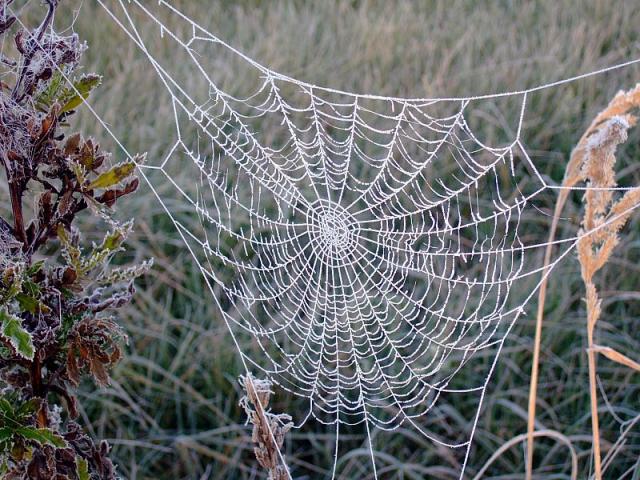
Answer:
[4,1,640,478]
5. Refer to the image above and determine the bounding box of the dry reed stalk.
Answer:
[526,84,640,480]
[240,374,293,480]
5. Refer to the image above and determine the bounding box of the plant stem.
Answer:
[30,355,49,428]
[586,293,602,480]
[587,349,602,479]
[526,189,570,480]
[8,179,26,246]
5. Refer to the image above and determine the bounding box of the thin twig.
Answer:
[11,0,57,102]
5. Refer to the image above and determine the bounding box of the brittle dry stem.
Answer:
[526,84,640,480]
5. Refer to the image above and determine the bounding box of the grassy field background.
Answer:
[7,0,640,478]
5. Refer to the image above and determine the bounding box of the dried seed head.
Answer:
[240,374,293,480]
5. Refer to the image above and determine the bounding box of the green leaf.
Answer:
[0,398,13,417]
[80,249,110,275]
[15,294,49,315]
[101,225,129,251]
[15,293,38,314]
[87,161,136,190]
[76,458,90,480]
[34,71,65,110]
[0,308,34,361]
[0,264,24,305]
[15,282,49,315]
[16,427,67,448]
[25,261,45,277]
[101,259,153,285]
[0,427,13,443]
[60,74,102,113]
[21,280,42,298]
[57,225,81,270]
[70,160,88,185]
[15,399,39,418]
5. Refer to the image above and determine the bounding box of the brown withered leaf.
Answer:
[592,345,640,372]
[37,190,53,229]
[57,189,74,217]
[61,266,77,286]
[96,178,139,207]
[63,422,116,480]
[14,28,26,54]
[78,138,102,171]
[38,106,60,141]
[63,132,81,156]
[66,317,125,387]
[26,445,56,480]
[26,444,78,480]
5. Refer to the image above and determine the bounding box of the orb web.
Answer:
[95,0,539,466]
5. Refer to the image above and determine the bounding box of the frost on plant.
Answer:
[0,0,149,478]
[240,374,293,480]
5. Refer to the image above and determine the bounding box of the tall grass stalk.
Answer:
[527,84,640,480]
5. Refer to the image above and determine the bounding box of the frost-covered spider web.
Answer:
[13,0,640,477]
[92,2,640,478]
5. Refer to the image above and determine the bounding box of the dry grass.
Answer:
[528,85,640,479]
